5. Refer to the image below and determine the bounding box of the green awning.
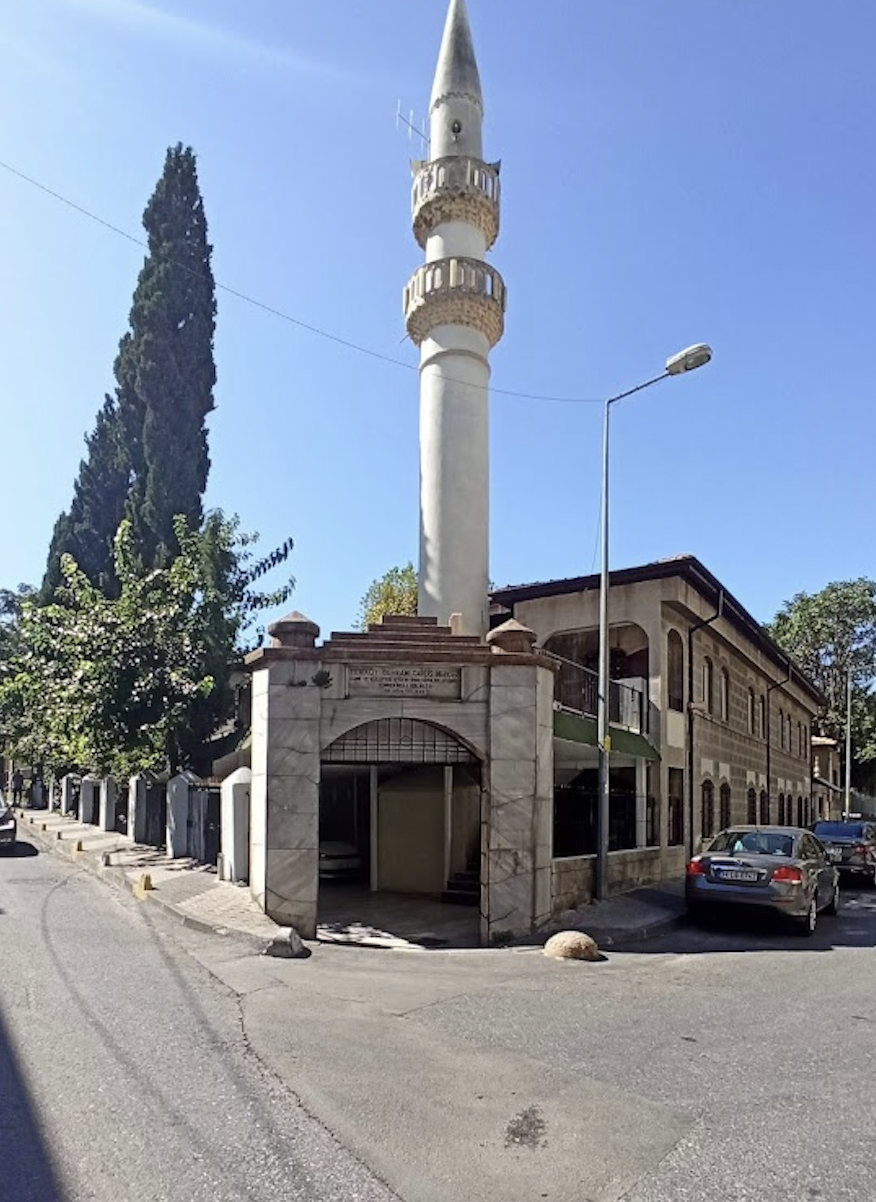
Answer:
[553,708,661,762]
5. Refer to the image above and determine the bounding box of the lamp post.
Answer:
[843,669,852,821]
[595,343,713,903]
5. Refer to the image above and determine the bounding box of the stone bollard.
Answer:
[128,775,148,844]
[98,778,118,833]
[219,767,251,883]
[167,773,195,859]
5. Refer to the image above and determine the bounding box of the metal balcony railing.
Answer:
[547,652,645,735]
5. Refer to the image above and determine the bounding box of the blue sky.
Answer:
[2,0,873,638]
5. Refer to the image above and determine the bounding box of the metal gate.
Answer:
[143,782,167,849]
[114,785,129,835]
[203,787,221,866]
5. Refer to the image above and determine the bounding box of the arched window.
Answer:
[719,668,730,722]
[747,688,755,734]
[702,780,715,840]
[667,630,684,712]
[778,793,785,824]
[703,658,714,715]
[779,710,785,749]
[719,783,731,829]
[747,787,757,823]
[797,796,804,826]
[760,790,770,824]
[759,695,766,739]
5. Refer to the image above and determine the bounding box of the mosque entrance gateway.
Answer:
[318,720,483,946]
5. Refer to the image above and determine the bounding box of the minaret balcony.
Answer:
[404,256,506,348]
[411,156,501,250]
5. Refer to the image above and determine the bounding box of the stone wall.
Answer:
[550,846,686,914]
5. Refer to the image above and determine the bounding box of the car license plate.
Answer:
[719,869,758,882]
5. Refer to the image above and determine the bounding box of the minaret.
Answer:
[404,0,506,637]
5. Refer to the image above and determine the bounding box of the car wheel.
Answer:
[824,882,839,916]
[795,896,817,936]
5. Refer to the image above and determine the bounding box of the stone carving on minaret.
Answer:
[405,0,506,637]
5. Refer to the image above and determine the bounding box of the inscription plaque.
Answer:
[346,664,462,699]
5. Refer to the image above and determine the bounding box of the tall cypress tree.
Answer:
[43,143,217,595]
[42,396,130,599]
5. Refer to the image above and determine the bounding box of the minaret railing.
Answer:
[412,156,501,249]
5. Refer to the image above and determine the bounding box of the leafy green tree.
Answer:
[769,579,876,779]
[2,518,291,780]
[357,563,418,629]
[42,144,216,597]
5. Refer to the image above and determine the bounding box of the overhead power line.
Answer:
[0,157,603,406]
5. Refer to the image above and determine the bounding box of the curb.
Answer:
[14,809,288,956]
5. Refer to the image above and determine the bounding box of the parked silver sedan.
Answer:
[686,826,839,934]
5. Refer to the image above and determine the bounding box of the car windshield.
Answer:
[813,822,865,839]
[708,830,797,858]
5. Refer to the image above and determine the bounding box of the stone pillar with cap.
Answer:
[246,611,323,939]
[482,619,556,942]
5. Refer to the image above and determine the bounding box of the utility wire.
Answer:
[0,157,603,406]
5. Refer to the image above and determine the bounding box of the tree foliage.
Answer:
[1,519,292,780]
[43,144,217,598]
[769,579,876,767]
[357,563,418,629]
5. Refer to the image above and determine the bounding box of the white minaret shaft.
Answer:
[404,0,505,637]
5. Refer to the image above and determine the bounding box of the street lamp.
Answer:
[595,343,712,903]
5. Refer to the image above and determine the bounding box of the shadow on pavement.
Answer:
[0,1003,67,1201]
[622,886,876,955]
[5,842,39,859]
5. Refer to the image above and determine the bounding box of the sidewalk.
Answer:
[12,805,287,953]
[13,805,688,952]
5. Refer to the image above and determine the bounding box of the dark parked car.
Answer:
[811,821,876,885]
[0,800,17,852]
[687,826,839,934]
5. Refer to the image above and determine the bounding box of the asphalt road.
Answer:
[5,832,876,1202]
[0,838,396,1202]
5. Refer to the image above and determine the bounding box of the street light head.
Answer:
[665,343,713,376]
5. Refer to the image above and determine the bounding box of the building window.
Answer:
[702,780,715,840]
[719,668,730,722]
[797,796,804,826]
[747,787,757,823]
[788,715,793,753]
[778,793,785,824]
[747,688,755,735]
[760,789,770,824]
[668,768,684,846]
[759,695,766,739]
[779,710,785,749]
[719,782,731,829]
[804,726,809,759]
[703,657,714,715]
[667,630,684,712]
[797,722,803,758]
